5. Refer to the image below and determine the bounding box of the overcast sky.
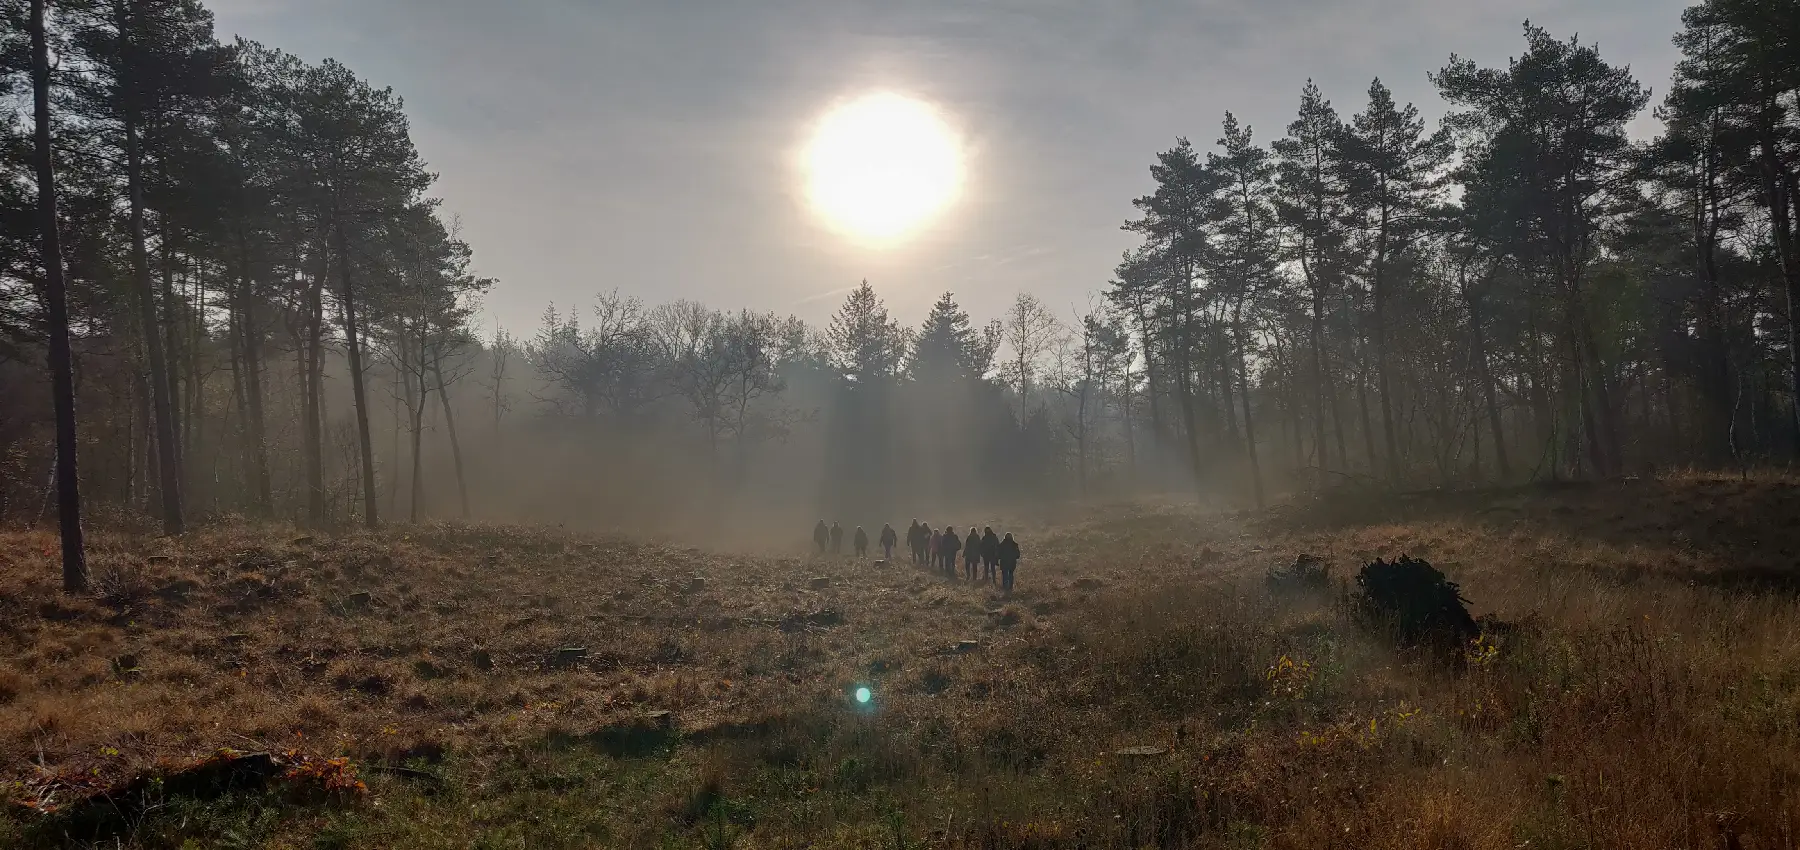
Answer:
[208,0,1691,335]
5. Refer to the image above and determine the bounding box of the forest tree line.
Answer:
[3,1,1799,583]
[1110,7,1800,505]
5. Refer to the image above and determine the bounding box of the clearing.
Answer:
[2,474,1798,848]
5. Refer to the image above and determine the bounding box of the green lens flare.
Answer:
[855,686,871,704]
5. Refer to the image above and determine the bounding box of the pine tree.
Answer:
[1272,81,1352,480]
[1126,140,1221,492]
[1106,246,1169,468]
[292,58,433,527]
[63,0,236,533]
[1338,78,1455,483]
[1664,0,1800,449]
[29,0,87,591]
[1204,113,1279,507]
[1437,25,1650,477]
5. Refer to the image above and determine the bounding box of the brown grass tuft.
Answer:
[3,476,1800,847]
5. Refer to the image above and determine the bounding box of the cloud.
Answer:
[206,0,1691,335]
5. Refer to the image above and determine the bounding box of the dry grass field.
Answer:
[2,473,1799,848]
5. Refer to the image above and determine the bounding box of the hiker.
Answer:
[998,532,1021,592]
[981,527,1000,583]
[908,520,923,564]
[880,524,897,560]
[813,520,828,554]
[940,525,961,574]
[853,526,869,558]
[963,527,981,580]
[928,527,941,570]
[830,521,844,555]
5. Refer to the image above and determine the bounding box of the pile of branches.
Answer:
[1354,556,1477,648]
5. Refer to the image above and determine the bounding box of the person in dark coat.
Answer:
[879,524,897,560]
[813,520,829,554]
[829,521,844,555]
[963,527,981,580]
[853,526,869,558]
[981,527,1000,583]
[997,532,1021,592]
[940,526,961,574]
[907,520,923,564]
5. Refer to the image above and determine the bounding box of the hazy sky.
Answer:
[208,0,1691,335]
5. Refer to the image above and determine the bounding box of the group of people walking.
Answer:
[810,519,1022,592]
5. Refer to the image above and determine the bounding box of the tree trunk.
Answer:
[236,256,272,514]
[1076,383,1089,500]
[1119,362,1137,484]
[1274,331,1304,472]
[120,33,183,535]
[1356,355,1379,474]
[1308,282,1331,481]
[1141,330,1163,453]
[1570,323,1606,477]
[492,358,505,450]
[407,360,427,524]
[1464,272,1510,479]
[1691,131,1733,460]
[1175,282,1205,498]
[1218,342,1240,449]
[332,222,380,528]
[431,355,471,519]
[303,248,326,525]
[1234,303,1265,509]
[391,360,405,517]
[1567,282,1619,477]
[135,356,153,509]
[123,374,136,503]
[1373,227,1400,483]
[31,0,86,592]
[1325,349,1349,475]
[185,259,205,489]
[1468,359,1483,481]
[1759,118,1800,453]
[1585,315,1623,474]
[227,284,249,496]
[1136,313,1164,490]
[158,226,185,480]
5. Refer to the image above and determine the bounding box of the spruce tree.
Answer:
[827,280,907,385]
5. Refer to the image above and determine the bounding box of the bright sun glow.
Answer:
[803,92,964,245]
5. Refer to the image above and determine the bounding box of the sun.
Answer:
[802,92,964,245]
